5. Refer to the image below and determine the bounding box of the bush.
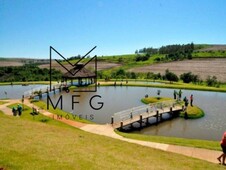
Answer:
[180,72,200,83]
[164,69,178,82]
[206,76,219,87]
[135,54,150,62]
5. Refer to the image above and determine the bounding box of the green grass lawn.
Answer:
[29,100,93,124]
[141,96,173,104]
[7,103,75,127]
[0,113,224,170]
[140,96,204,119]
[116,130,221,151]
[0,81,54,86]
[192,51,226,58]
[100,80,226,92]
[0,101,8,105]
[180,105,205,119]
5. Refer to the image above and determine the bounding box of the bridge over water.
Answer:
[111,100,184,130]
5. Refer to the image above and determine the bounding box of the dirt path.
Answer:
[0,99,223,165]
[129,58,226,82]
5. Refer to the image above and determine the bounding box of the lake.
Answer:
[1,84,225,141]
[45,86,226,141]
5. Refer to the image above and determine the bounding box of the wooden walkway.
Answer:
[23,84,70,98]
[112,100,184,129]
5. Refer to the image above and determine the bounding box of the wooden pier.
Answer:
[23,84,69,98]
[111,101,184,130]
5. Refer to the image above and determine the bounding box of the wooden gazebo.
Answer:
[62,64,96,86]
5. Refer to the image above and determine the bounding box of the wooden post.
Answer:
[139,114,142,128]
[111,116,114,124]
[160,113,162,122]
[156,110,159,125]
[170,107,173,118]
[130,123,133,129]
[120,121,123,130]
[146,117,149,125]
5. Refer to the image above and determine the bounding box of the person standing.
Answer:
[178,89,182,101]
[12,107,17,116]
[183,97,189,109]
[17,104,23,116]
[218,132,226,165]
[173,90,177,100]
[190,94,193,106]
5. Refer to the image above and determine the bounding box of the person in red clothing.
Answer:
[217,132,226,165]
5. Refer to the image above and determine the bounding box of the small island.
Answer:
[141,96,205,119]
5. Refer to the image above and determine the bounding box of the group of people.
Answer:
[218,132,226,165]
[12,104,23,116]
[174,90,193,107]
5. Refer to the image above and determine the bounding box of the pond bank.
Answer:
[98,80,226,93]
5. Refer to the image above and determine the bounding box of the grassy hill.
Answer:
[1,44,226,84]
[0,111,224,170]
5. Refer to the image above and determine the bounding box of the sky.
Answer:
[0,0,226,59]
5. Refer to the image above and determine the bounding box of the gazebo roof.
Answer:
[62,64,96,79]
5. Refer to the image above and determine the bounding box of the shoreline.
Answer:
[1,80,226,92]
[98,80,226,93]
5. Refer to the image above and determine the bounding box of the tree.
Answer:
[206,76,218,87]
[115,68,126,78]
[180,72,193,83]
[187,53,192,60]
[131,72,137,79]
[165,69,178,82]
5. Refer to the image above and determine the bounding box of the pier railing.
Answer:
[113,100,180,124]
[23,84,62,97]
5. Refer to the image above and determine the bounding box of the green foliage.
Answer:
[164,69,179,82]
[115,68,126,78]
[0,101,8,105]
[141,97,173,104]
[0,64,62,82]
[138,47,158,54]
[135,53,150,61]
[192,51,226,58]
[180,72,200,84]
[159,43,194,54]
[206,76,220,87]
[180,105,205,119]
[97,70,163,80]
[194,44,210,50]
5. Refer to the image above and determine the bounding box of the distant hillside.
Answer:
[0,58,50,67]
[194,44,226,52]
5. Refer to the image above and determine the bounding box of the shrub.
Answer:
[180,72,200,83]
[165,69,179,82]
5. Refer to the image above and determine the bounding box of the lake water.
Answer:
[0,84,49,99]
[44,86,226,141]
[1,85,226,141]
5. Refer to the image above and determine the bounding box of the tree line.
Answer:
[98,68,221,87]
[0,64,62,82]
[136,43,194,61]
